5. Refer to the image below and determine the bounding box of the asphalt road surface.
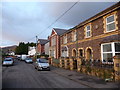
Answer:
[2,59,89,88]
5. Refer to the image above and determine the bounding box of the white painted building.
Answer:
[8,51,15,55]
[28,46,36,56]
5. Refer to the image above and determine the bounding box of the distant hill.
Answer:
[2,45,17,54]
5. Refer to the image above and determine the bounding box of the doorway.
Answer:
[86,48,92,60]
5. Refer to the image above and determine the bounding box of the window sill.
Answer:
[104,29,116,33]
[85,36,92,38]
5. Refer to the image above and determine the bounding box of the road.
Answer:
[2,60,89,88]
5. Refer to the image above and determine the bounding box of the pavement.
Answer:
[51,66,120,88]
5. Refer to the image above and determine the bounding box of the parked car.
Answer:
[25,58,33,63]
[2,57,14,66]
[17,57,21,61]
[33,58,50,71]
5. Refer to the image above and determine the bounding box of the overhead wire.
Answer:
[24,0,79,43]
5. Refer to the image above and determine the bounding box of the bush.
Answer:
[37,54,49,59]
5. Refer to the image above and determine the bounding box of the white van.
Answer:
[21,55,27,61]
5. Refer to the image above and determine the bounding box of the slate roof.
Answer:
[38,39,49,45]
[53,28,68,35]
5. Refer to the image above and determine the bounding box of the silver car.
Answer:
[2,58,14,66]
[34,58,50,71]
[25,58,33,63]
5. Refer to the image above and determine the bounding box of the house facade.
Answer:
[45,42,49,55]
[49,28,67,59]
[60,2,120,63]
[2,45,17,55]
[37,39,49,55]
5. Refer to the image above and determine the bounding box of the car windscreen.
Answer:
[26,58,32,60]
[39,59,48,63]
[4,59,12,61]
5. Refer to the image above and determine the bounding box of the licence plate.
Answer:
[43,66,47,68]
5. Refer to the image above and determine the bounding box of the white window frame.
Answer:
[106,14,116,32]
[85,25,91,38]
[101,42,120,62]
[61,46,68,57]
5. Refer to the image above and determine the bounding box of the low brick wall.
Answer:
[51,56,119,81]
[52,63,59,67]
[80,65,115,80]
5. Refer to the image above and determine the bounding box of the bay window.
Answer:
[63,35,67,44]
[101,42,120,62]
[51,36,56,46]
[61,46,68,57]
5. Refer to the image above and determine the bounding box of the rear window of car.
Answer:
[39,59,48,63]
[26,58,32,60]
[4,59,12,61]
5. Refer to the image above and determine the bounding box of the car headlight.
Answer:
[38,63,42,67]
[3,62,6,64]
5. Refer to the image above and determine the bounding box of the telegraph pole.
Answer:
[36,36,38,60]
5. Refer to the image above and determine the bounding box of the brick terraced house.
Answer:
[37,39,49,55]
[49,28,67,59]
[60,2,120,70]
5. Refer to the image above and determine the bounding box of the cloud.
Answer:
[1,2,116,47]
[48,2,116,27]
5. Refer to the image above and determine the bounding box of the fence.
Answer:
[81,59,114,69]
[52,58,60,67]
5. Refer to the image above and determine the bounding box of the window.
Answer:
[79,49,83,57]
[63,35,67,44]
[61,46,68,57]
[106,15,116,32]
[115,43,120,55]
[101,42,120,62]
[85,25,91,38]
[50,50,55,58]
[72,31,76,41]
[51,36,56,46]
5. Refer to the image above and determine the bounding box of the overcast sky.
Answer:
[1,1,119,47]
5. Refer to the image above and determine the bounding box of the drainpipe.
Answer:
[76,29,78,58]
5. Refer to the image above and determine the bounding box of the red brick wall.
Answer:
[37,43,41,53]
[49,30,61,59]
[37,43,45,54]
[67,39,102,60]
[41,45,45,54]
[117,8,120,30]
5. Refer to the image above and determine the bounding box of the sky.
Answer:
[1,1,119,47]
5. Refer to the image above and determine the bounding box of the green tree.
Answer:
[15,42,36,55]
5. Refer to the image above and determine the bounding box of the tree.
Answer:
[15,42,36,55]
